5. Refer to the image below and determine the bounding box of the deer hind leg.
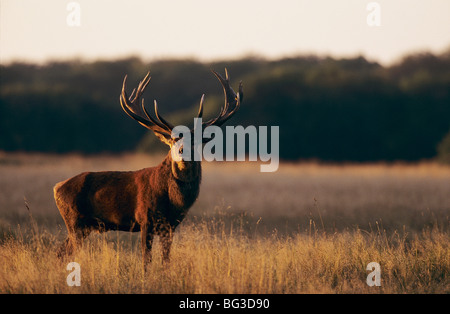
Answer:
[57,228,87,258]
[55,198,90,258]
[54,182,77,258]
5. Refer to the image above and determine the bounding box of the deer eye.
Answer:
[179,147,183,154]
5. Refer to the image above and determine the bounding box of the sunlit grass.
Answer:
[0,153,449,293]
[0,216,448,294]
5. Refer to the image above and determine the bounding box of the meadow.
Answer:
[0,153,449,293]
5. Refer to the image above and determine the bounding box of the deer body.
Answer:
[55,69,241,265]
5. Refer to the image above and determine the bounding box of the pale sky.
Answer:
[1,0,450,65]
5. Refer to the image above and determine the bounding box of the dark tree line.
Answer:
[1,51,449,162]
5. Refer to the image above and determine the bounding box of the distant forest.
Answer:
[1,51,449,162]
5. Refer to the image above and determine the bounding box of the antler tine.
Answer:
[120,72,172,136]
[136,72,151,96]
[197,94,205,119]
[202,69,242,128]
[129,72,151,103]
[140,99,170,132]
[154,100,174,131]
[129,88,136,102]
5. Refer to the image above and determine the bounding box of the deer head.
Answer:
[119,69,243,181]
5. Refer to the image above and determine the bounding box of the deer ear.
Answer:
[153,131,173,147]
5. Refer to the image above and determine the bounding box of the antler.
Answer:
[120,72,173,136]
[202,68,243,128]
[121,69,243,143]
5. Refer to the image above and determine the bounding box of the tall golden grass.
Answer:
[0,153,449,293]
[1,217,448,293]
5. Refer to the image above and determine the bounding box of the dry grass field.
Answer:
[0,153,449,293]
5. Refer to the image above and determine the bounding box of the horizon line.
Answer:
[2,46,450,67]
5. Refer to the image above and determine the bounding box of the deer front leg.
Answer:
[160,225,174,263]
[140,223,154,268]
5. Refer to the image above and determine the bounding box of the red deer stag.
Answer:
[54,69,242,265]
